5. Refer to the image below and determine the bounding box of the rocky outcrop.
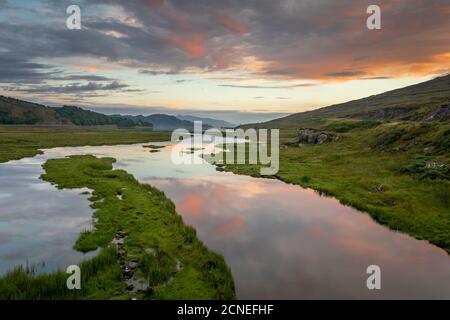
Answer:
[364,107,411,120]
[298,128,339,145]
[424,104,450,122]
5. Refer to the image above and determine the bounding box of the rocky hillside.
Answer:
[246,74,450,128]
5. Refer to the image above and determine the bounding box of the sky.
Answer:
[0,0,449,124]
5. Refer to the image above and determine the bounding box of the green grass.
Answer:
[211,120,450,253]
[0,247,125,300]
[0,155,235,299]
[0,126,171,163]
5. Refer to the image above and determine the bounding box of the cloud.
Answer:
[0,54,58,84]
[52,74,117,81]
[0,0,448,91]
[175,79,191,83]
[324,71,366,78]
[218,14,249,35]
[11,81,128,94]
[219,83,318,89]
[139,69,180,75]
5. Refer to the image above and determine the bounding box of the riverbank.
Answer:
[0,126,171,163]
[0,155,235,299]
[211,120,450,253]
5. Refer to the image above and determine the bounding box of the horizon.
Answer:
[0,1,449,124]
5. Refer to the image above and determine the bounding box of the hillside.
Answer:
[0,96,146,128]
[0,96,68,125]
[176,115,235,128]
[248,74,450,129]
[123,114,212,131]
[54,106,142,128]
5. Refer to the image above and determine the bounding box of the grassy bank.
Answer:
[212,120,450,253]
[0,155,235,299]
[0,126,170,163]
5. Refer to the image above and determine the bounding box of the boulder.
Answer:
[316,134,328,144]
[298,128,339,145]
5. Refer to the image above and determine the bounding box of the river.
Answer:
[0,139,449,299]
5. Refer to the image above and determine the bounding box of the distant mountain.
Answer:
[0,96,144,128]
[176,115,235,128]
[54,106,142,128]
[245,74,450,128]
[122,114,212,131]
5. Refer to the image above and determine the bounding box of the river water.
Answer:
[0,139,449,299]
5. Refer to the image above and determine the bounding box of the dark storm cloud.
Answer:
[0,54,59,84]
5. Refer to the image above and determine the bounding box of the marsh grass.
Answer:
[0,126,170,163]
[0,247,124,300]
[32,155,235,300]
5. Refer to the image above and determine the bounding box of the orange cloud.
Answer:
[213,215,245,237]
[147,0,191,28]
[178,193,205,220]
[169,33,206,59]
[72,64,116,72]
[211,47,236,69]
[218,15,249,35]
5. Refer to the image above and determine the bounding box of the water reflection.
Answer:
[0,156,97,275]
[0,141,449,299]
[147,175,450,299]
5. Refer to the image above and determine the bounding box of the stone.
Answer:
[298,128,339,145]
[316,134,328,144]
[423,147,434,155]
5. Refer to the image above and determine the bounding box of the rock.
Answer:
[364,107,411,120]
[424,104,450,122]
[298,128,339,145]
[316,134,328,144]
[423,147,434,155]
[425,162,446,169]
[370,184,386,192]
[116,231,128,239]
[298,143,305,148]
[298,128,318,143]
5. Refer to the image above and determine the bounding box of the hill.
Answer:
[176,115,235,128]
[54,106,142,128]
[0,96,146,128]
[0,96,67,125]
[123,114,212,131]
[247,74,450,129]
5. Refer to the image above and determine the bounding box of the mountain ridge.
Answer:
[243,74,450,128]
